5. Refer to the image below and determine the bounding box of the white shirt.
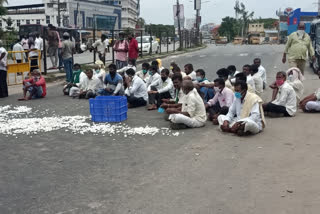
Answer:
[125,75,148,101]
[146,72,161,90]
[188,71,197,81]
[136,70,150,83]
[150,77,174,97]
[225,97,263,131]
[287,79,304,102]
[246,75,256,91]
[93,39,109,54]
[0,47,7,71]
[29,39,41,57]
[12,43,25,60]
[78,72,89,88]
[252,73,263,96]
[181,88,207,123]
[258,65,266,84]
[272,82,297,116]
[21,38,29,49]
[87,75,104,93]
[37,37,44,51]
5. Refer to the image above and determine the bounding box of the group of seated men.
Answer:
[20,56,320,135]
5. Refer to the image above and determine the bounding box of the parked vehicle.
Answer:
[137,36,160,54]
[309,19,320,74]
[215,36,228,45]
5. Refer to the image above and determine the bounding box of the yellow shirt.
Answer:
[285,32,315,60]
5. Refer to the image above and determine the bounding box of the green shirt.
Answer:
[285,32,315,60]
[72,70,82,84]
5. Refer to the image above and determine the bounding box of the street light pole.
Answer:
[176,0,183,49]
[57,0,61,27]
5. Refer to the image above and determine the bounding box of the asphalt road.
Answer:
[1,44,320,214]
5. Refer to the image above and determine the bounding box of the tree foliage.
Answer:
[145,24,175,38]
[218,16,240,41]
[0,0,8,16]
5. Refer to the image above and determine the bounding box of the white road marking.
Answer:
[239,53,249,56]
[199,55,207,58]
[224,53,233,56]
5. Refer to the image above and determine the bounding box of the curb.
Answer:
[45,45,207,83]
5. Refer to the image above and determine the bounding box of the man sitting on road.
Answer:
[148,69,173,110]
[99,64,124,96]
[184,64,196,82]
[218,81,265,136]
[253,58,267,89]
[194,69,214,102]
[151,60,164,73]
[136,62,150,83]
[124,68,148,108]
[117,58,137,74]
[228,65,240,79]
[263,71,297,117]
[251,64,263,97]
[172,66,187,78]
[168,80,207,130]
[63,63,83,95]
[146,65,161,91]
[286,67,304,105]
[234,72,255,93]
[79,69,104,99]
[242,64,256,91]
[19,69,46,101]
[216,68,233,90]
[300,88,320,112]
[205,78,234,123]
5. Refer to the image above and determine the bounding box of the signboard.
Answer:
[195,0,201,10]
[173,4,185,28]
[284,7,294,17]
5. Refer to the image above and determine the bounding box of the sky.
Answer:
[6,0,319,25]
[140,0,318,25]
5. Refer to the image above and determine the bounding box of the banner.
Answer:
[173,4,185,28]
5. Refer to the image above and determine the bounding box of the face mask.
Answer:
[276,79,285,86]
[142,69,147,74]
[149,71,153,75]
[95,69,100,74]
[196,77,203,82]
[235,92,242,99]
[161,77,167,82]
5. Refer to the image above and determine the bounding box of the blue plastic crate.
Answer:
[89,96,128,122]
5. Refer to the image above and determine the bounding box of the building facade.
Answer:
[2,0,122,31]
[103,0,139,29]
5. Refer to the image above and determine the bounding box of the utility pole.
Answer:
[318,0,320,16]
[194,0,201,46]
[57,0,61,27]
[176,0,183,49]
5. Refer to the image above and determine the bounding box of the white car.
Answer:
[137,36,159,54]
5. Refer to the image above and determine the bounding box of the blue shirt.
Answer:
[104,73,123,86]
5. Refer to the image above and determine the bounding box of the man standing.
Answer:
[36,33,44,58]
[21,35,29,61]
[28,33,41,72]
[12,40,25,63]
[218,81,265,136]
[282,22,315,75]
[0,40,8,98]
[61,32,75,83]
[113,32,129,69]
[47,24,59,69]
[128,33,139,66]
[92,34,109,64]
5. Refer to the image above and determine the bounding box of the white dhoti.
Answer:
[169,114,205,128]
[218,115,261,135]
[305,101,320,112]
[69,87,80,97]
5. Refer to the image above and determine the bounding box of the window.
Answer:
[36,19,40,24]
[17,20,21,26]
[47,3,54,8]
[26,20,30,24]
[46,16,50,24]
[86,17,93,28]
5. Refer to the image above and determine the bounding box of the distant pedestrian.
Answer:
[92,34,109,64]
[61,32,75,83]
[28,33,41,72]
[282,22,315,75]
[36,33,44,58]
[128,33,139,66]
[0,40,8,98]
[21,35,29,61]
[113,32,129,69]
[12,40,25,63]
[47,24,59,69]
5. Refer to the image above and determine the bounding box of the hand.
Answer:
[105,88,112,92]
[162,98,169,103]
[160,103,169,109]
[230,122,241,133]
[282,55,286,64]
[220,121,230,132]
[199,83,205,87]
[166,108,178,114]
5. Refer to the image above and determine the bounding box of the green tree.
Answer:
[136,17,145,29]
[0,0,7,16]
[233,1,254,37]
[145,24,175,38]
[218,16,240,41]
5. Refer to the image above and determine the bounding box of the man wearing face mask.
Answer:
[205,78,234,123]
[195,69,215,102]
[113,32,129,69]
[136,62,150,83]
[282,22,315,75]
[263,71,297,117]
[218,81,265,136]
[99,64,124,96]
[147,69,173,110]
[168,80,207,130]
[286,67,304,105]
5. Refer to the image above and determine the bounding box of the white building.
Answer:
[186,18,196,30]
[102,0,139,29]
[2,0,122,31]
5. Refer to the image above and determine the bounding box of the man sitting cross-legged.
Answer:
[300,88,320,112]
[263,71,297,117]
[218,81,266,136]
[205,78,234,124]
[18,69,46,101]
[168,80,207,130]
